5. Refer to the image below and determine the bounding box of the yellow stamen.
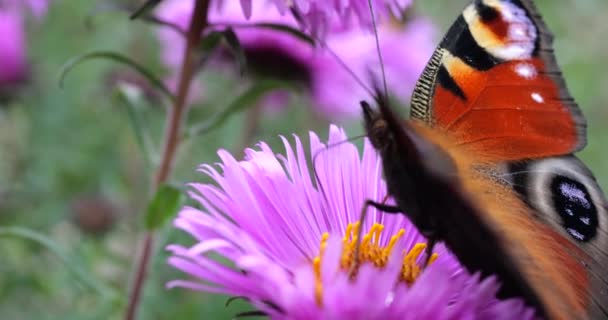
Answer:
[319,232,329,256]
[386,229,405,253]
[313,223,439,305]
[313,256,322,306]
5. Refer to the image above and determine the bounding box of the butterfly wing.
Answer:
[406,0,608,317]
[363,100,589,318]
[410,0,585,161]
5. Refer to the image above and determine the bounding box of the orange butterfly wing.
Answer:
[410,0,586,161]
[404,0,605,317]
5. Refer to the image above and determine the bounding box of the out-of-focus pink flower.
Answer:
[156,0,306,105]
[2,0,49,18]
[0,0,49,89]
[312,19,436,118]
[288,0,413,37]
[0,11,27,86]
[211,1,409,37]
[156,0,435,119]
[167,125,538,319]
[25,0,48,18]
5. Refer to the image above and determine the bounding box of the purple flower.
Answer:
[157,0,307,108]
[167,125,537,319]
[1,0,49,18]
[23,0,48,18]
[177,0,408,37]
[156,0,435,119]
[311,18,436,118]
[0,0,48,88]
[0,10,27,87]
[288,0,413,37]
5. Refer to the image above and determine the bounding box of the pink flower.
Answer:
[23,0,48,18]
[157,1,303,71]
[0,0,49,88]
[311,18,435,118]
[289,0,413,37]
[1,0,49,18]
[210,1,408,37]
[156,0,435,119]
[167,125,537,319]
[0,10,27,86]
[156,0,308,105]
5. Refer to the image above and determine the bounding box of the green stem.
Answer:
[123,1,211,319]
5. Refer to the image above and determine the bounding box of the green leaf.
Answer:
[194,31,225,70]
[200,31,224,52]
[0,226,117,299]
[140,15,186,36]
[145,184,183,230]
[186,81,283,138]
[59,51,175,103]
[129,0,164,20]
[114,83,158,167]
[222,28,247,75]
[187,79,290,138]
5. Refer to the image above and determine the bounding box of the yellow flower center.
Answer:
[313,222,438,305]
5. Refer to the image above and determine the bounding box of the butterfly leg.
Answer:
[422,236,437,268]
[349,199,402,276]
[363,199,402,214]
[362,199,438,269]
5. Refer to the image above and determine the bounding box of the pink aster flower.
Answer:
[287,0,417,37]
[157,0,307,107]
[187,0,408,37]
[167,125,537,319]
[156,0,435,119]
[0,10,27,87]
[0,0,48,89]
[311,18,436,118]
[1,0,48,18]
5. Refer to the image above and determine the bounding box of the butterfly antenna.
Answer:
[289,6,375,98]
[367,0,389,99]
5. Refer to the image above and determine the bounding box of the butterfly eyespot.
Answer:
[550,175,599,242]
[508,156,606,246]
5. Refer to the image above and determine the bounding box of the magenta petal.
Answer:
[239,0,252,19]
[155,0,435,119]
[166,125,538,319]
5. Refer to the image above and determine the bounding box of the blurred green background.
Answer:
[0,0,606,319]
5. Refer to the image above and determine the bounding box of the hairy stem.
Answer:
[124,1,210,319]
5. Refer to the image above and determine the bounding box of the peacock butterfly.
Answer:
[361,0,608,319]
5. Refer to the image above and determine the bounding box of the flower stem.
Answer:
[124,1,210,319]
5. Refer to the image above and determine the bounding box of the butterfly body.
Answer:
[362,0,608,319]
